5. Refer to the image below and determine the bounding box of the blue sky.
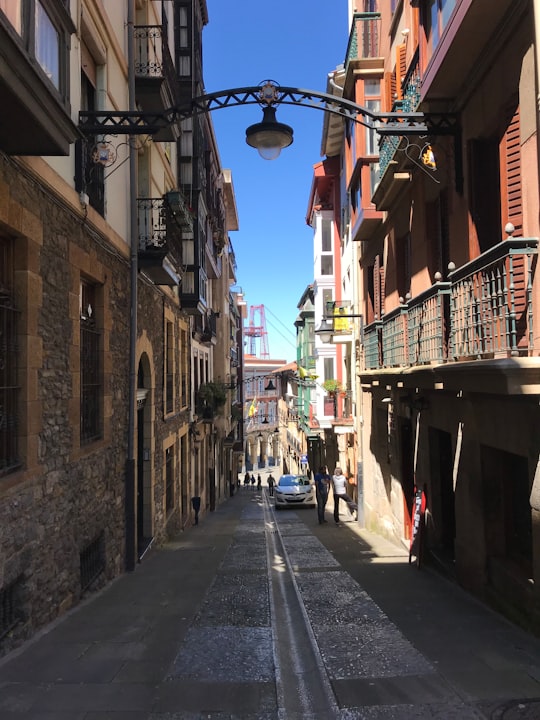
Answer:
[203,2,349,362]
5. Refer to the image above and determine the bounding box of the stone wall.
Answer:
[0,154,130,656]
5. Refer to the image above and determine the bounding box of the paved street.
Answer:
[1,473,540,719]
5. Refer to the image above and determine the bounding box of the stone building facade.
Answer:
[0,0,240,657]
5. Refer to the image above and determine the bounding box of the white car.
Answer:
[274,474,315,510]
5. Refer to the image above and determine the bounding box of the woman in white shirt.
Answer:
[332,467,357,525]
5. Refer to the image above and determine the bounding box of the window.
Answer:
[364,81,381,157]
[80,280,102,444]
[1,1,70,97]
[165,321,174,414]
[75,68,105,216]
[0,0,22,33]
[0,236,20,476]
[180,327,188,408]
[426,0,456,51]
[323,358,334,382]
[320,218,333,276]
[35,1,59,87]
[165,446,174,511]
[321,219,332,252]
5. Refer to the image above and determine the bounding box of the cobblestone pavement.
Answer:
[1,482,539,719]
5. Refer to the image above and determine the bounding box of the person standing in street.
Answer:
[257,474,262,491]
[332,467,357,525]
[314,465,331,524]
[267,474,275,496]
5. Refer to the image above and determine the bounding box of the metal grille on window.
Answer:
[0,237,20,476]
[80,281,101,443]
[80,533,105,591]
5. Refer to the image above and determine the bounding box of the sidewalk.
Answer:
[0,484,539,719]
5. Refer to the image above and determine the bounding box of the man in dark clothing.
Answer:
[268,474,275,496]
[314,466,331,524]
[191,496,201,525]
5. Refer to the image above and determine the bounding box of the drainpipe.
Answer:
[125,0,137,572]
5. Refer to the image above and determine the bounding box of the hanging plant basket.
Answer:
[196,381,228,418]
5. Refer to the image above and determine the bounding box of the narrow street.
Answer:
[1,477,540,719]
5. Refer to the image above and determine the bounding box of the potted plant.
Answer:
[322,379,344,396]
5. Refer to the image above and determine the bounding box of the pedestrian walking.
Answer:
[268,474,275,496]
[257,474,262,491]
[244,472,250,489]
[332,467,357,524]
[251,474,256,489]
[314,465,331,524]
[191,496,201,526]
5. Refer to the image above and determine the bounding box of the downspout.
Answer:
[125,0,137,572]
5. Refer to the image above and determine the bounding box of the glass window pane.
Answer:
[35,2,60,88]
[321,219,332,252]
[0,0,22,33]
[321,255,333,275]
[364,79,380,97]
[441,0,456,27]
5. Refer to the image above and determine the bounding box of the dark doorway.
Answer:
[482,445,532,577]
[136,363,152,559]
[429,427,455,563]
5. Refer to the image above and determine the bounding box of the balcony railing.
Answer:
[137,197,183,282]
[345,12,381,64]
[363,239,538,370]
[364,320,382,370]
[449,238,537,359]
[134,25,175,84]
[379,49,421,179]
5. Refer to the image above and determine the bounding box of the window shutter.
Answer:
[396,43,407,100]
[379,261,386,317]
[374,254,383,319]
[499,103,527,348]
[384,71,396,112]
[500,104,523,237]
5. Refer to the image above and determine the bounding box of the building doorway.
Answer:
[429,427,455,564]
[136,359,153,559]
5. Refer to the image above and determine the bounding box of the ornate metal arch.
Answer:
[78,81,458,138]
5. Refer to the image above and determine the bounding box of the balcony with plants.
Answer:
[192,311,217,346]
[195,381,228,422]
[363,238,538,379]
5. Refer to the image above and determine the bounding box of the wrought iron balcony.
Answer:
[378,49,421,180]
[134,24,178,141]
[137,196,184,285]
[363,238,538,370]
[449,238,537,360]
[192,311,217,346]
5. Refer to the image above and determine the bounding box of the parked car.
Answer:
[274,474,315,510]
